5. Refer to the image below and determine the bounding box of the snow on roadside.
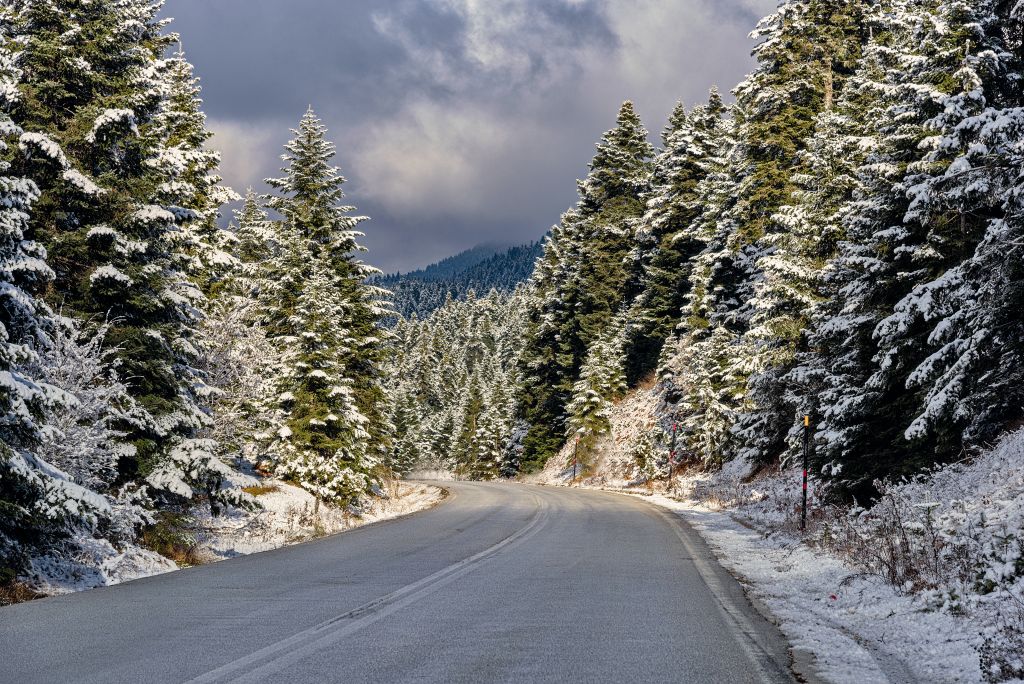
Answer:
[193,479,444,561]
[532,385,1024,683]
[23,480,444,595]
[26,538,178,596]
[640,490,984,683]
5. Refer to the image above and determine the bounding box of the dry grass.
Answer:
[636,372,659,391]
[0,582,43,606]
[242,484,279,496]
[140,512,206,567]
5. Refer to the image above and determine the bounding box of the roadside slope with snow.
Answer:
[20,480,444,597]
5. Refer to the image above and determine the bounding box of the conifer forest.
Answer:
[2,2,1024,683]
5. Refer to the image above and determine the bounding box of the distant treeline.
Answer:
[375,242,543,321]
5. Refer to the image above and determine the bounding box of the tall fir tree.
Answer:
[260,109,388,502]
[625,90,727,383]
[868,0,1021,455]
[565,312,627,458]
[807,0,1011,494]
[2,0,236,497]
[518,102,654,471]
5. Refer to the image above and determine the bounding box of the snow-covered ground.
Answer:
[642,490,983,683]
[531,386,1024,683]
[193,479,444,560]
[23,479,444,596]
[26,538,179,596]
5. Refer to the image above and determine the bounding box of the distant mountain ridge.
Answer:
[382,243,512,283]
[377,241,544,322]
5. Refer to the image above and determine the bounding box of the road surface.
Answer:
[0,482,794,683]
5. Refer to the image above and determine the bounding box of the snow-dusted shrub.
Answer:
[146,438,257,515]
[28,319,134,492]
[5,319,139,531]
[196,294,276,464]
[812,431,1024,681]
[631,428,662,485]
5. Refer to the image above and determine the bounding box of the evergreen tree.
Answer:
[870,0,1022,453]
[733,0,864,246]
[155,48,239,296]
[625,91,727,382]
[661,0,866,468]
[566,314,627,456]
[518,102,654,470]
[260,109,387,502]
[808,0,1011,493]
[734,108,870,465]
[0,64,59,577]
[267,258,376,503]
[3,0,228,490]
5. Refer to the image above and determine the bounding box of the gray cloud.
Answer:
[167,0,776,272]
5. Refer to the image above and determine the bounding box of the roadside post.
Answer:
[801,414,810,533]
[572,435,580,484]
[668,423,678,494]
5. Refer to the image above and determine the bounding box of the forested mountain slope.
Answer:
[376,242,543,321]
[381,243,513,283]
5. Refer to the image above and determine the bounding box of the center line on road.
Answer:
[185,492,550,684]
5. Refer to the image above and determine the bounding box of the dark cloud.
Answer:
[165,0,775,272]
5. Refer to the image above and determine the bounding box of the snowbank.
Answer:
[193,479,444,560]
[643,491,983,683]
[22,480,444,596]
[26,538,177,595]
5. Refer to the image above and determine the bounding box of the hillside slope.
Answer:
[377,241,543,321]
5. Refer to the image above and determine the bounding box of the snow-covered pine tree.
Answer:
[657,0,866,469]
[0,55,59,578]
[869,0,1023,455]
[734,108,872,467]
[264,108,391,467]
[518,102,654,471]
[0,22,147,580]
[565,314,627,456]
[732,0,864,246]
[632,429,660,485]
[258,109,388,502]
[625,90,727,383]
[233,189,277,269]
[808,0,1011,493]
[189,189,281,478]
[4,0,234,500]
[656,104,749,465]
[266,256,377,503]
[451,376,486,479]
[154,47,239,296]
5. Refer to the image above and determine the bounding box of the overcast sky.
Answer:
[165,0,776,273]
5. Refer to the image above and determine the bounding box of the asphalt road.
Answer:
[0,482,795,683]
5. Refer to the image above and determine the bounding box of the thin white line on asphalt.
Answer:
[650,505,790,683]
[185,491,551,684]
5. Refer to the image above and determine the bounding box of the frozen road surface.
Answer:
[0,482,794,683]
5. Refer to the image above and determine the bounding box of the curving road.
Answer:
[0,482,795,683]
